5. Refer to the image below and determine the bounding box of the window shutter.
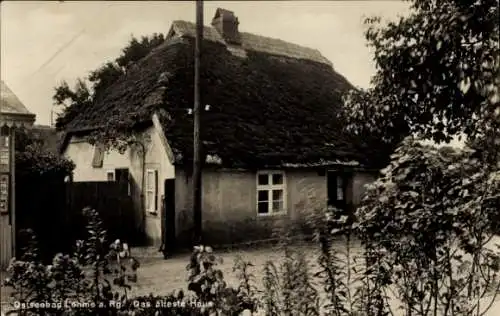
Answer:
[154,170,159,211]
[92,144,105,168]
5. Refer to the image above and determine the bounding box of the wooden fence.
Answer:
[65,181,141,247]
[15,177,69,262]
[14,179,141,263]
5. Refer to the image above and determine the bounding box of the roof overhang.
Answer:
[0,112,36,129]
[1,80,36,129]
[59,118,155,154]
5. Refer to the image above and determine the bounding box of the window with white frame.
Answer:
[257,171,286,215]
[145,169,158,213]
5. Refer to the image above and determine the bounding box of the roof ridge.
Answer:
[170,20,332,66]
[239,30,321,53]
[171,19,318,51]
[128,33,187,67]
[62,27,369,167]
[238,30,332,66]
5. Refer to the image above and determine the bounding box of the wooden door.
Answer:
[327,171,348,216]
[162,179,176,257]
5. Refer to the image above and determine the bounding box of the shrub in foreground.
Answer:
[3,208,258,316]
[5,150,500,316]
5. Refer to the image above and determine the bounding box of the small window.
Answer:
[258,190,269,201]
[256,171,286,216]
[257,190,269,214]
[257,200,268,214]
[272,173,283,185]
[258,174,269,185]
[106,171,115,182]
[272,189,284,212]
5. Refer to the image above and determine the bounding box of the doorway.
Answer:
[162,179,176,257]
[114,168,130,195]
[326,171,348,214]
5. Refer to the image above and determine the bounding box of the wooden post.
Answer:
[0,127,12,268]
[10,129,16,257]
[193,0,204,245]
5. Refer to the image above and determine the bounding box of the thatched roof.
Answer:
[65,12,378,168]
[169,20,333,66]
[1,80,36,128]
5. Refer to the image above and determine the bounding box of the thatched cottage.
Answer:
[60,9,382,248]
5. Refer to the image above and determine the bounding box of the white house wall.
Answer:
[63,125,175,245]
[64,138,132,181]
[143,124,175,244]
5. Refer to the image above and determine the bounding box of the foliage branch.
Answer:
[339,0,499,151]
[355,137,500,315]
[52,33,165,133]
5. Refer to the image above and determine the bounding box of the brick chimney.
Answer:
[211,8,241,45]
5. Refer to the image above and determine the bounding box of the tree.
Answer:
[88,62,124,100]
[115,34,165,69]
[356,138,500,315]
[15,128,74,192]
[53,79,92,130]
[14,130,75,260]
[339,0,499,154]
[344,1,500,315]
[53,33,165,131]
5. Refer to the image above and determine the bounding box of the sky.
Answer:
[1,1,411,126]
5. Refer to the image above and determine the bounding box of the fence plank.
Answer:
[14,179,141,263]
[65,181,140,246]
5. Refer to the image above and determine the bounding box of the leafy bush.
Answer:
[15,142,74,179]
[3,209,259,316]
[355,138,500,316]
[15,131,76,262]
[5,143,500,316]
[262,245,320,316]
[186,245,258,315]
[5,194,500,316]
[88,245,259,316]
[4,207,139,316]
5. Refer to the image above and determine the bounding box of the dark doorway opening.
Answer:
[326,171,353,229]
[162,179,176,258]
[114,168,130,195]
[327,171,348,210]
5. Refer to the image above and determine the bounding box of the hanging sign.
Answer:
[0,174,8,214]
[0,136,9,173]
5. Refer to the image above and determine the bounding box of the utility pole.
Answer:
[192,0,203,245]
